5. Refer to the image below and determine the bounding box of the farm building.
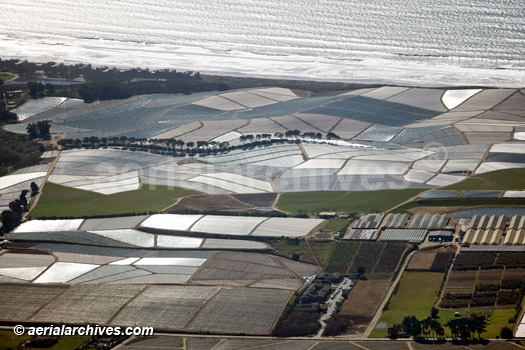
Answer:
[379,229,428,242]
[463,229,504,245]
[343,228,379,241]
[468,215,507,230]
[353,214,384,229]
[504,229,525,245]
[407,213,449,229]
[382,213,410,229]
[428,230,454,242]
[509,215,525,230]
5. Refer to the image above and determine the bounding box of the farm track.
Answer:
[363,249,417,337]
[25,149,61,219]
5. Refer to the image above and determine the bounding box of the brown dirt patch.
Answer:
[340,279,391,317]
[448,270,477,281]
[231,193,277,208]
[478,269,503,281]
[407,251,437,270]
[503,269,525,279]
[166,194,253,212]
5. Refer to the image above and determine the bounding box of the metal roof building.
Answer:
[382,213,410,229]
[509,216,525,230]
[379,229,428,242]
[463,228,504,245]
[352,214,384,229]
[343,228,379,241]
[408,214,449,229]
[504,229,525,245]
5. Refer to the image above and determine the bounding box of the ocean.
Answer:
[1,0,524,87]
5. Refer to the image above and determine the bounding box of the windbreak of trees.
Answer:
[388,312,490,342]
[57,131,342,157]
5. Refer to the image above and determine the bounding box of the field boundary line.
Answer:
[26,284,71,321]
[26,149,61,218]
[327,117,343,134]
[371,243,387,273]
[305,238,321,269]
[106,285,150,324]
[348,341,372,350]
[271,255,301,278]
[247,217,270,236]
[363,249,417,337]
[291,114,326,134]
[183,287,223,329]
[436,244,460,307]
[297,143,309,161]
[186,251,216,283]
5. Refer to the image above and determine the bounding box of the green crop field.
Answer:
[310,240,336,266]
[325,241,359,273]
[323,218,350,231]
[444,168,525,191]
[277,189,425,215]
[369,271,444,338]
[30,183,198,218]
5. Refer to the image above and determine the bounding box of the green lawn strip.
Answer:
[438,308,516,338]
[0,72,15,81]
[323,218,350,231]
[30,183,198,218]
[369,271,445,338]
[443,168,525,191]
[278,189,425,215]
[271,239,316,264]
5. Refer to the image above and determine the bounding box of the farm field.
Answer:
[277,189,425,215]
[324,241,359,273]
[339,278,392,334]
[349,242,407,275]
[369,271,445,338]
[2,85,525,341]
[117,336,521,350]
[444,169,525,191]
[30,183,198,218]
[438,308,517,338]
[309,240,336,266]
[0,330,89,350]
[271,239,316,264]
[0,283,291,335]
[323,218,350,231]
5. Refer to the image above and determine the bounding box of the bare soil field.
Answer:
[167,194,253,212]
[232,193,278,208]
[407,251,437,270]
[407,246,455,271]
[340,279,391,321]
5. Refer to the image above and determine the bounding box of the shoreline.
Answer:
[1,51,524,90]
